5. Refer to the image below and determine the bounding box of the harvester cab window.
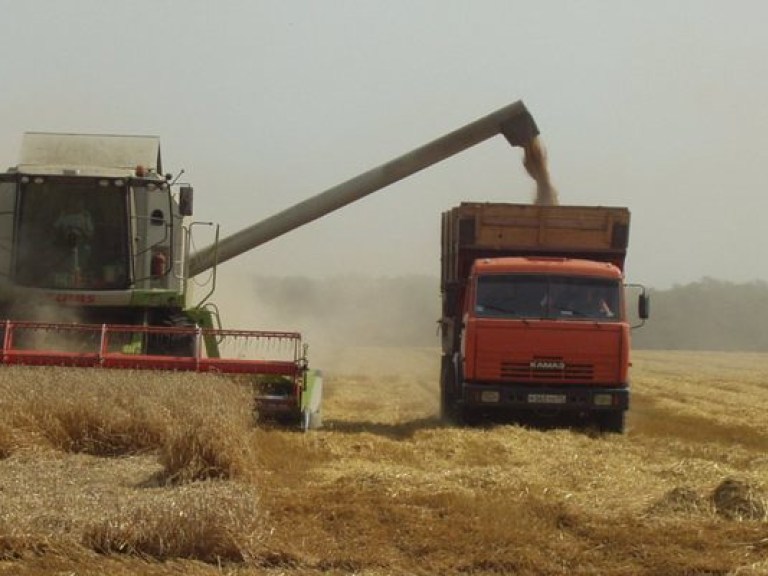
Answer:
[15,179,130,290]
[475,275,620,321]
[54,197,94,246]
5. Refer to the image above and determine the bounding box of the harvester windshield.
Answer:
[14,178,130,290]
[475,275,621,321]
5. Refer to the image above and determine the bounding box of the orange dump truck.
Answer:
[439,202,649,432]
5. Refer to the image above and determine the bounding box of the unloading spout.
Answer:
[188,100,539,277]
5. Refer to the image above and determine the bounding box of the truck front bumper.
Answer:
[463,384,629,411]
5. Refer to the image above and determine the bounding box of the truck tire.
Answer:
[440,357,479,426]
[597,410,626,434]
[439,356,459,423]
[456,405,480,427]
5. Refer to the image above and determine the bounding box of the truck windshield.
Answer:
[475,274,620,321]
[15,179,130,290]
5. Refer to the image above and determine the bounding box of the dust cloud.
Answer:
[1,297,93,352]
[209,271,440,371]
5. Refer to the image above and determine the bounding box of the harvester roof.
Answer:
[11,132,162,178]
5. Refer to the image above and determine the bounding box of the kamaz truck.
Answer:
[439,202,649,432]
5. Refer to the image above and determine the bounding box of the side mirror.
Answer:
[179,186,194,216]
[625,283,650,329]
[638,293,650,320]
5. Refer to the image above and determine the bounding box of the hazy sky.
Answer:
[2,1,766,290]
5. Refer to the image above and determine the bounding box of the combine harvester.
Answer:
[0,100,598,429]
[0,133,319,429]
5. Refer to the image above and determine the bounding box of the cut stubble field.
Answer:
[0,348,766,575]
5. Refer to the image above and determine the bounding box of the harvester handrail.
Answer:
[0,320,305,376]
[1,320,300,338]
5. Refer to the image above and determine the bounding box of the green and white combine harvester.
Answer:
[0,101,540,429]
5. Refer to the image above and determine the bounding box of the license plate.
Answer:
[527,393,567,405]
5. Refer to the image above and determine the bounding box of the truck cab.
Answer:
[459,257,630,430]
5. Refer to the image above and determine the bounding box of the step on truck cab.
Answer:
[440,202,649,432]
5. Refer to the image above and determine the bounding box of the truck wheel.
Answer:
[456,405,480,427]
[439,356,459,423]
[597,410,626,434]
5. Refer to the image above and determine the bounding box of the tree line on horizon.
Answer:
[632,277,768,351]
[249,275,768,352]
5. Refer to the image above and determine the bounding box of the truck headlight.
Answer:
[480,390,501,403]
[593,393,613,406]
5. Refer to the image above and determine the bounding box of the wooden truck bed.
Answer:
[441,203,630,288]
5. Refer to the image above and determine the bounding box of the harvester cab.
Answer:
[0,133,187,323]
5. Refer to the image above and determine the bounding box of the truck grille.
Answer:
[500,361,594,381]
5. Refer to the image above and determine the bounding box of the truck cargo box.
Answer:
[441,203,630,290]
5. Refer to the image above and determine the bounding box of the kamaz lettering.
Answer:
[530,360,565,370]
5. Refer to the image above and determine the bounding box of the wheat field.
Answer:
[0,348,766,575]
